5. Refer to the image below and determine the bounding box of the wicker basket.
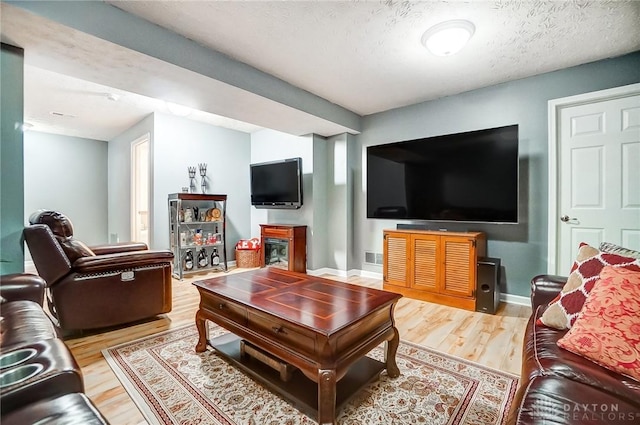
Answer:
[235,249,261,268]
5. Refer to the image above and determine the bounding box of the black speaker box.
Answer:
[476,257,501,314]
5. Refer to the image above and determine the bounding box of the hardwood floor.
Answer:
[63,267,531,424]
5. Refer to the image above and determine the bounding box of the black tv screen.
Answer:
[250,157,303,209]
[367,125,519,223]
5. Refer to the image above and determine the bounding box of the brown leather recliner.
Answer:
[23,210,173,331]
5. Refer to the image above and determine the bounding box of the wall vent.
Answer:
[364,251,376,264]
[364,251,384,265]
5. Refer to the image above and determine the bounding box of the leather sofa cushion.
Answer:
[522,306,640,406]
[0,301,57,349]
[1,393,108,425]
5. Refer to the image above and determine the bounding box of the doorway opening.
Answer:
[131,134,150,245]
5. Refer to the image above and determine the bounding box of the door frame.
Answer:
[547,83,640,274]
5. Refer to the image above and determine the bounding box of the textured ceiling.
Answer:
[110,0,640,115]
[3,1,640,140]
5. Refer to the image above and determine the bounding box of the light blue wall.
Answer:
[312,134,328,270]
[153,112,252,260]
[0,43,24,274]
[356,52,640,297]
[325,133,350,271]
[24,131,108,254]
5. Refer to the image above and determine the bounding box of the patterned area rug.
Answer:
[103,324,518,424]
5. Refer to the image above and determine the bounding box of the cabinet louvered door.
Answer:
[383,232,410,287]
[441,236,476,297]
[410,234,438,293]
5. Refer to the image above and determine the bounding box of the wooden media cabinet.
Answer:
[383,229,486,311]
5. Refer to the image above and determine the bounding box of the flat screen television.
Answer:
[367,125,519,223]
[250,157,303,209]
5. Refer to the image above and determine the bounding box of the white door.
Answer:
[550,86,640,274]
[131,135,150,245]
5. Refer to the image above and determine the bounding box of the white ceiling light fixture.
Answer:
[421,20,475,56]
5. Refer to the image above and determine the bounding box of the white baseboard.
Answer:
[500,293,530,306]
[308,267,530,307]
[307,267,344,277]
[308,268,383,280]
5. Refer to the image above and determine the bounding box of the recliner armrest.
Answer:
[0,273,46,306]
[72,250,174,274]
[530,274,567,308]
[89,242,148,255]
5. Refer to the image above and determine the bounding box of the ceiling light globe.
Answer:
[421,20,475,56]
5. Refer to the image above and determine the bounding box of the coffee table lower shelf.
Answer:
[208,333,386,421]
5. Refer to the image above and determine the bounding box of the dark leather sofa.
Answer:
[0,273,109,424]
[24,210,173,331]
[507,275,640,424]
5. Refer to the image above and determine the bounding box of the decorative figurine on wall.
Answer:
[199,163,208,194]
[188,166,197,193]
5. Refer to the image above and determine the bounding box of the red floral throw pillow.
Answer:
[538,243,640,330]
[557,266,640,382]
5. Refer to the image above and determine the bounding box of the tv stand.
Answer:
[383,229,486,311]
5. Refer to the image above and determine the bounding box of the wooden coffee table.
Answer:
[194,267,402,425]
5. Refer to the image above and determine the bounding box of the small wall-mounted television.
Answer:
[250,157,303,209]
[367,125,519,223]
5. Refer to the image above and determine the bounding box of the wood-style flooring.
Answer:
[62,267,531,425]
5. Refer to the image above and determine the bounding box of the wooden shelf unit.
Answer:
[383,229,486,311]
[259,224,307,273]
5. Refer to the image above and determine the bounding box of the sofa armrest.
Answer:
[71,250,174,274]
[531,274,567,308]
[89,242,148,255]
[0,273,46,306]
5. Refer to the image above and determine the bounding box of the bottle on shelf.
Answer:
[198,248,208,268]
[184,250,194,271]
[211,248,220,266]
